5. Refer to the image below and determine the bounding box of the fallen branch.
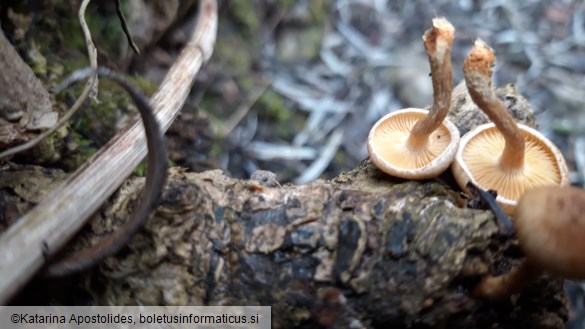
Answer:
[87,165,567,328]
[0,0,218,303]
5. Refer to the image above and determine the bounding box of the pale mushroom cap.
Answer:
[452,123,570,214]
[367,108,460,180]
[515,186,585,279]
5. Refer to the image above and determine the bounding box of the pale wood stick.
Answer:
[0,0,218,304]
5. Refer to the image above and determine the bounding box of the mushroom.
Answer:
[452,39,570,214]
[367,17,460,180]
[474,186,585,300]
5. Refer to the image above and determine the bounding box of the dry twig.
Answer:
[115,0,141,54]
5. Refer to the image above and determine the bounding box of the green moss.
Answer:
[84,6,125,56]
[229,1,261,31]
[237,76,256,93]
[26,1,86,58]
[58,129,97,170]
[26,42,48,76]
[215,34,254,70]
[28,126,65,164]
[552,122,573,136]
[280,0,297,9]
[257,90,291,122]
[67,80,130,145]
[275,26,324,61]
[198,95,228,136]
[334,148,348,166]
[4,0,162,171]
[210,142,223,160]
[128,76,158,97]
[133,160,148,177]
[309,0,329,23]
[132,156,175,177]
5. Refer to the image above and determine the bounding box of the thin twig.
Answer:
[466,181,515,237]
[115,0,140,55]
[244,142,317,161]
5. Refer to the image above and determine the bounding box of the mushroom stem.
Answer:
[407,17,454,150]
[463,39,525,169]
[474,260,542,300]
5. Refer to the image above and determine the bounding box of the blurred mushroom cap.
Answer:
[515,186,585,279]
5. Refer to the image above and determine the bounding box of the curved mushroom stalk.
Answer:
[407,18,455,149]
[475,186,585,300]
[367,17,460,180]
[461,39,525,169]
[452,39,570,214]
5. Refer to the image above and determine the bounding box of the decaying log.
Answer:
[80,164,566,328]
[80,83,563,328]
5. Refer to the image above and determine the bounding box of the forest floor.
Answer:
[2,0,584,326]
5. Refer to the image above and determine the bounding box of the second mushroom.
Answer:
[452,39,570,214]
[367,18,460,180]
[474,186,585,300]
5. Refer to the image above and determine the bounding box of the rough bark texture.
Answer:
[76,164,566,329]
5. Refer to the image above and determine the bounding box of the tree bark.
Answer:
[78,162,566,329]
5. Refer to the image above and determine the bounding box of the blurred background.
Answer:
[123,0,585,188]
